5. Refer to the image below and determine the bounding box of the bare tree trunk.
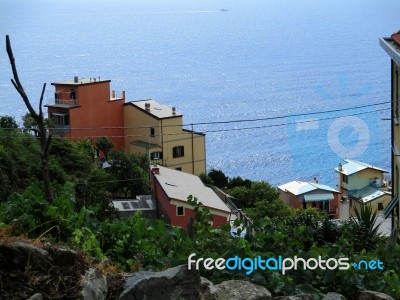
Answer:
[5,35,53,203]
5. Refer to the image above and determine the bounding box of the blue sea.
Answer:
[0,0,398,187]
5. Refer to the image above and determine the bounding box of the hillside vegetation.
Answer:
[0,116,400,299]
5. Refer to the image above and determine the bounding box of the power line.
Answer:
[187,101,391,127]
[76,178,147,184]
[0,100,391,131]
[203,107,390,133]
[0,107,391,139]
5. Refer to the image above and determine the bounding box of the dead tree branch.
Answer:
[5,35,53,203]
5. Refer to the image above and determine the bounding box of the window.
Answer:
[176,206,184,216]
[70,89,76,100]
[150,151,163,160]
[51,113,70,126]
[378,203,384,211]
[173,146,184,158]
[343,174,348,184]
[175,167,182,171]
[55,92,60,101]
[150,127,155,137]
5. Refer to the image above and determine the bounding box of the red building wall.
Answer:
[281,191,340,219]
[151,176,228,231]
[287,193,303,208]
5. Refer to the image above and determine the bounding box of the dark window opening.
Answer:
[343,174,348,184]
[70,89,76,100]
[150,127,155,137]
[378,203,384,211]
[177,206,184,216]
[173,146,184,158]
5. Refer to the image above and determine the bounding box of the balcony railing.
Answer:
[47,98,79,107]
[51,125,71,135]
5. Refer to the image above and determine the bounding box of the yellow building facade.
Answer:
[335,159,391,217]
[380,32,400,230]
[123,99,206,175]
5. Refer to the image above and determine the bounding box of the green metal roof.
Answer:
[303,193,334,202]
[131,140,161,149]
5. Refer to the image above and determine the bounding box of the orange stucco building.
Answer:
[45,77,125,149]
[46,77,206,175]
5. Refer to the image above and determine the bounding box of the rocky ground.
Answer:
[0,237,124,299]
[0,237,395,300]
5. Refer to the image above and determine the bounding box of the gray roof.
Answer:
[152,166,230,213]
[126,99,182,119]
[278,180,339,196]
[335,159,388,176]
[380,37,400,66]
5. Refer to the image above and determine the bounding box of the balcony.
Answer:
[46,98,79,107]
[51,125,71,135]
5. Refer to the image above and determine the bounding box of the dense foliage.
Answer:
[0,115,399,299]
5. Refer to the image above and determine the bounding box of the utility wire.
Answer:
[0,100,391,131]
[0,107,391,139]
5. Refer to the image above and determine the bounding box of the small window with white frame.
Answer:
[150,151,163,160]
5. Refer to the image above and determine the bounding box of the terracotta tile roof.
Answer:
[392,31,400,47]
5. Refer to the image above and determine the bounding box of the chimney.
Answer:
[172,107,176,115]
[112,90,116,98]
[122,91,125,99]
[338,163,343,172]
[74,76,79,83]
[313,177,318,184]
[152,167,160,175]
[145,103,151,111]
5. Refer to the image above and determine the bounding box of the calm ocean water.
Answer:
[0,0,399,187]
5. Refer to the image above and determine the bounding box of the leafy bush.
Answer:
[208,168,228,188]
[0,183,75,239]
[98,212,192,271]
